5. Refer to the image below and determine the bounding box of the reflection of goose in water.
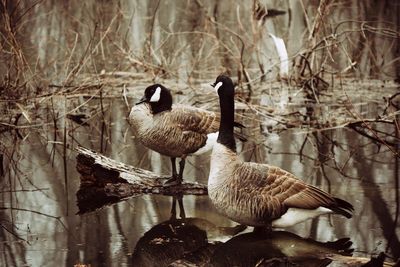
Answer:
[129,84,246,185]
[131,217,208,267]
[131,196,355,267]
[208,75,353,229]
[207,231,353,267]
[131,196,245,267]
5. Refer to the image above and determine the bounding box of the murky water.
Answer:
[0,91,399,266]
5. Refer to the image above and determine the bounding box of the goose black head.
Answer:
[136,84,173,114]
[211,75,235,98]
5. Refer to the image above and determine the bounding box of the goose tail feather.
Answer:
[329,197,354,218]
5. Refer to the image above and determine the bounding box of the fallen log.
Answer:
[75,146,207,213]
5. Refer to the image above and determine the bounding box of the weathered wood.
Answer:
[75,146,207,213]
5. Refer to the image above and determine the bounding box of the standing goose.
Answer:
[129,84,245,185]
[208,75,353,228]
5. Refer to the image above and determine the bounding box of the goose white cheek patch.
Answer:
[214,82,223,93]
[150,87,161,102]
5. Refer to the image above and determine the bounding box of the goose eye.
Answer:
[149,86,161,102]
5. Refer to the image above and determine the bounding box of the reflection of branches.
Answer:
[338,79,400,156]
[344,106,399,156]
[0,206,69,234]
[348,121,399,149]
[387,138,399,256]
[1,224,25,241]
[0,188,49,193]
[298,133,309,162]
[112,205,130,257]
[352,146,400,259]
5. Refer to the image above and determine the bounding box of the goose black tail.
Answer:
[325,238,354,256]
[331,197,354,218]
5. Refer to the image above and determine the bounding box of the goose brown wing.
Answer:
[169,104,220,134]
[145,117,207,157]
[232,163,352,221]
[266,166,353,217]
[283,184,353,218]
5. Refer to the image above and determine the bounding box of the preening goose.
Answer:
[129,84,245,185]
[208,75,353,228]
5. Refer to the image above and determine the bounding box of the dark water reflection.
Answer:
[131,196,353,267]
[0,97,398,267]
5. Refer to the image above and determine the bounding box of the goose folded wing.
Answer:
[251,164,336,208]
[233,163,339,220]
[169,105,246,141]
[283,183,353,218]
[258,165,353,218]
[170,105,220,134]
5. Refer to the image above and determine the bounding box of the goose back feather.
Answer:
[129,103,222,158]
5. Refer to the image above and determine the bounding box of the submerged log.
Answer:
[75,146,207,213]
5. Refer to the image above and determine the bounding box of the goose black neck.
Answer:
[150,101,171,114]
[217,92,236,152]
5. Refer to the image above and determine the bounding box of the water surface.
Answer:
[0,93,398,266]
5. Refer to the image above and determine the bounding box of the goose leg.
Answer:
[164,157,181,186]
[178,158,185,182]
[170,157,178,178]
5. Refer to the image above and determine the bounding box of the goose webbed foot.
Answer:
[165,157,184,186]
[164,175,183,186]
[165,158,185,186]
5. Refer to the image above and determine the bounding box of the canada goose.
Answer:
[129,84,245,185]
[208,75,353,228]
